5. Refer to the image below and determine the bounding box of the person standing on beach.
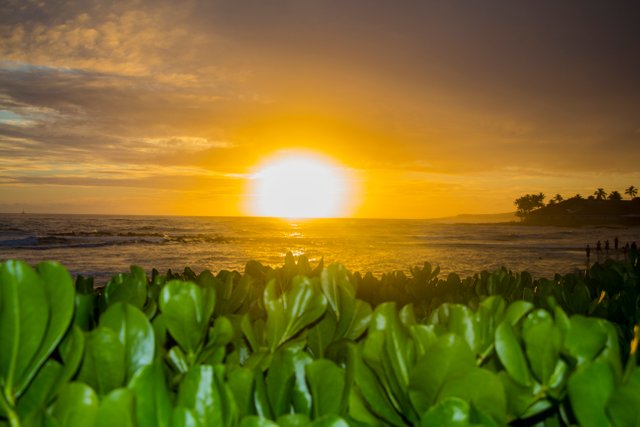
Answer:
[586,244,591,259]
[597,240,602,252]
[614,236,619,251]
[605,240,610,255]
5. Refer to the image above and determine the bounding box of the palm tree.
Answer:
[608,190,622,201]
[594,188,607,200]
[625,186,638,199]
[553,194,564,203]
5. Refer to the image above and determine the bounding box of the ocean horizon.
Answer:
[2,213,639,284]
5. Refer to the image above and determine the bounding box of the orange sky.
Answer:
[1,1,640,218]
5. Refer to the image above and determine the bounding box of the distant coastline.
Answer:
[520,199,640,227]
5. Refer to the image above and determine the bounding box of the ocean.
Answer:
[1,213,639,284]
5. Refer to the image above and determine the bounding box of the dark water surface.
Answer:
[1,214,639,283]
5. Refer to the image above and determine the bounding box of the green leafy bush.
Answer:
[1,255,639,426]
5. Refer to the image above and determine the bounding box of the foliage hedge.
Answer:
[1,253,639,427]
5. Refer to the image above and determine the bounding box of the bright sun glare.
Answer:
[250,153,349,218]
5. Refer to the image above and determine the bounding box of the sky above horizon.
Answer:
[1,0,640,218]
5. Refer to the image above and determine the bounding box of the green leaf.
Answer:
[606,367,640,427]
[309,414,350,427]
[276,413,311,427]
[353,342,408,426]
[522,309,561,385]
[563,315,608,366]
[177,365,237,427]
[167,346,190,375]
[17,325,86,420]
[238,416,278,427]
[362,302,417,422]
[306,359,346,419]
[227,367,256,419]
[128,359,173,427]
[100,302,155,381]
[419,397,471,427]
[16,360,62,420]
[409,325,438,360]
[49,382,98,427]
[307,314,336,358]
[503,301,534,325]
[58,325,85,385]
[77,326,125,396]
[159,280,214,356]
[102,266,148,310]
[172,406,201,427]
[264,276,327,350]
[495,321,532,386]
[0,260,49,399]
[437,368,506,426]
[95,388,135,427]
[433,304,479,354]
[568,361,615,427]
[19,262,75,392]
[409,334,476,415]
[264,343,313,418]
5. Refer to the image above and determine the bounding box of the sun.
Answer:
[249,152,351,218]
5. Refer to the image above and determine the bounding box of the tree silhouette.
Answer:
[608,190,622,201]
[625,186,638,199]
[594,188,607,200]
[573,194,583,200]
[514,193,545,220]
[553,194,563,203]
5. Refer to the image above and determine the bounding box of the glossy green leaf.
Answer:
[495,321,532,386]
[419,397,471,427]
[238,416,278,427]
[49,382,98,427]
[363,302,417,422]
[102,266,148,310]
[606,367,640,427]
[128,359,173,427]
[58,325,85,385]
[307,314,336,358]
[100,302,155,381]
[568,361,615,427]
[351,343,407,426]
[227,367,255,419]
[264,276,327,350]
[475,296,506,355]
[409,325,438,360]
[16,359,62,420]
[0,260,49,400]
[95,388,135,427]
[172,406,201,427]
[309,414,350,427]
[563,315,608,366]
[409,334,475,414]
[437,367,506,426]
[20,262,75,392]
[252,368,273,420]
[77,326,125,396]
[306,359,346,419]
[159,280,214,356]
[276,413,311,427]
[265,344,313,418]
[167,346,190,375]
[177,364,237,427]
[522,309,561,384]
[503,301,534,325]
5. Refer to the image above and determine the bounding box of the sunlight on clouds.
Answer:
[136,137,235,153]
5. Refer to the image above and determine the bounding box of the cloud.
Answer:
[1,0,640,216]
